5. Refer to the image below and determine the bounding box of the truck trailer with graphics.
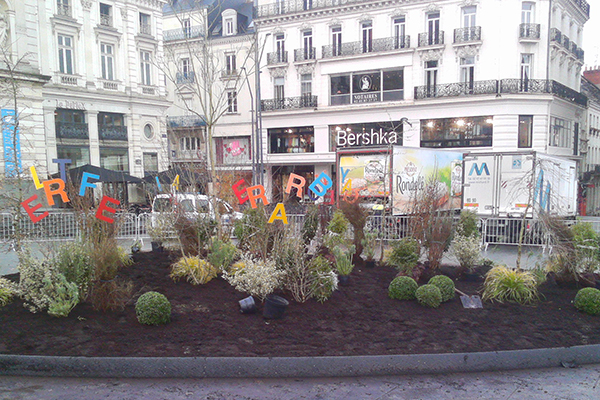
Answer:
[462,151,577,218]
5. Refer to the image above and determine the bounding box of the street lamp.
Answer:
[254,32,271,187]
[240,66,257,185]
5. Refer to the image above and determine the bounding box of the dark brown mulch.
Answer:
[1,251,599,358]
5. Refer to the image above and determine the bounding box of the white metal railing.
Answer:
[0,211,591,250]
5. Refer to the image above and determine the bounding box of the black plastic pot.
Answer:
[263,295,289,319]
[239,296,257,314]
[339,274,351,286]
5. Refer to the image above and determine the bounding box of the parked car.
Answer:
[150,194,242,229]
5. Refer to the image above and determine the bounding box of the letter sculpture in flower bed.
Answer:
[135,291,172,325]
[428,275,455,302]
[416,284,442,308]
[574,287,600,316]
[388,276,418,300]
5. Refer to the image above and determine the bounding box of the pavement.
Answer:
[1,363,599,399]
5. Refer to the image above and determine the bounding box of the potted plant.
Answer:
[332,244,356,285]
[361,232,378,268]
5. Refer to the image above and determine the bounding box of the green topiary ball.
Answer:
[415,284,442,308]
[574,287,600,316]
[135,291,172,325]
[428,275,455,302]
[388,276,418,300]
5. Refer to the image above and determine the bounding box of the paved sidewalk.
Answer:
[1,363,599,400]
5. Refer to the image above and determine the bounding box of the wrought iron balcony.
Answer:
[418,31,444,47]
[167,115,206,128]
[321,36,410,58]
[99,125,128,141]
[100,13,112,27]
[294,47,316,62]
[220,69,239,79]
[415,80,498,99]
[519,23,540,40]
[574,46,585,62]
[414,79,587,107]
[55,122,89,139]
[562,34,570,50]
[56,4,72,18]
[176,71,195,84]
[453,27,481,43]
[139,23,152,35]
[256,0,374,18]
[550,28,562,43]
[261,95,318,111]
[549,28,584,62]
[267,51,288,64]
[164,26,203,41]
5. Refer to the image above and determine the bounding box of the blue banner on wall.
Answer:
[2,109,21,177]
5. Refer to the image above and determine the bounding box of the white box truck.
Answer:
[462,151,578,218]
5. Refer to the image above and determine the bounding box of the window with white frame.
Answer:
[521,2,535,23]
[425,60,438,96]
[225,53,236,75]
[361,21,373,53]
[301,74,312,98]
[183,19,191,38]
[57,0,71,17]
[520,53,532,91]
[139,13,151,35]
[275,34,285,62]
[302,30,313,60]
[393,16,406,49]
[224,17,235,36]
[460,57,474,92]
[178,57,193,83]
[140,50,152,85]
[549,117,572,148]
[332,26,342,56]
[274,77,285,107]
[427,12,441,45]
[462,6,476,28]
[58,34,74,74]
[99,3,112,27]
[180,136,201,151]
[227,91,238,113]
[100,42,114,80]
[222,9,237,36]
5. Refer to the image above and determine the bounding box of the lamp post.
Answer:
[254,32,271,187]
[240,67,257,185]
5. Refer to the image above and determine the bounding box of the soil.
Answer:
[1,251,600,358]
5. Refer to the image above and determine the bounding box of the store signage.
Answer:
[336,128,399,147]
[55,99,86,110]
[352,92,380,103]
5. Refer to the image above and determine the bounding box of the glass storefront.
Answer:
[268,126,314,154]
[420,116,493,148]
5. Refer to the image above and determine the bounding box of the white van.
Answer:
[151,193,242,228]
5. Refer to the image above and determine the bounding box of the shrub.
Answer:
[44,273,79,318]
[207,239,238,272]
[450,234,481,272]
[301,205,320,245]
[327,209,350,235]
[482,266,539,304]
[332,244,355,276]
[310,255,338,303]
[171,256,218,285]
[222,256,285,301]
[387,238,420,274]
[135,291,171,325]
[428,275,455,302]
[361,232,378,261]
[574,287,600,316]
[0,277,17,307]
[17,249,56,313]
[53,241,94,297]
[388,276,418,300]
[456,210,480,238]
[89,280,133,312]
[233,205,280,260]
[415,284,442,308]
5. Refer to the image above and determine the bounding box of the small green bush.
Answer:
[53,241,94,297]
[574,287,600,316]
[171,256,218,285]
[482,266,539,304]
[415,284,442,308]
[44,273,79,318]
[456,210,480,238]
[387,238,420,274]
[0,277,16,307]
[428,275,455,302]
[327,209,350,235]
[309,255,338,303]
[135,291,171,325]
[388,276,418,300]
[207,239,238,272]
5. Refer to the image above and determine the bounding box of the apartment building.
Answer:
[581,67,600,215]
[254,0,590,202]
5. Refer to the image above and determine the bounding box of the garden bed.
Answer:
[1,250,599,358]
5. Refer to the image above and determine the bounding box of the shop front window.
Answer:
[100,147,129,171]
[420,116,493,148]
[269,126,314,154]
[57,145,90,168]
[330,68,403,105]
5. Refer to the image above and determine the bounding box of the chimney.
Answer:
[584,66,600,85]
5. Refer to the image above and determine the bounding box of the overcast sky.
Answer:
[583,4,599,68]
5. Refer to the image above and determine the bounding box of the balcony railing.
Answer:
[257,0,380,18]
[550,27,562,43]
[167,115,206,128]
[101,80,118,90]
[519,23,540,40]
[453,27,481,43]
[418,31,444,47]
[55,122,89,139]
[56,4,72,18]
[261,95,318,111]
[562,34,570,50]
[99,125,128,141]
[322,36,410,58]
[100,13,112,27]
[267,51,288,65]
[164,26,203,41]
[550,28,584,61]
[414,78,588,107]
[59,75,77,85]
[294,47,316,62]
[220,69,238,79]
[139,23,151,35]
[574,46,585,61]
[176,71,195,84]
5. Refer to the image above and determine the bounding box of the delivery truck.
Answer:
[462,151,578,218]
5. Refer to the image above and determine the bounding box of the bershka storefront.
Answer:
[330,121,404,150]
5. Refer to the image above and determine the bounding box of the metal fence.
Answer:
[0,212,595,251]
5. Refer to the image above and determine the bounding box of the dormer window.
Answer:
[222,9,237,36]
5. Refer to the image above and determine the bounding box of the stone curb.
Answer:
[1,345,599,378]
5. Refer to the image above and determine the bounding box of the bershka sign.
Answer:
[335,127,400,148]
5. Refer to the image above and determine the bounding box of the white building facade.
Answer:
[254,0,589,203]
